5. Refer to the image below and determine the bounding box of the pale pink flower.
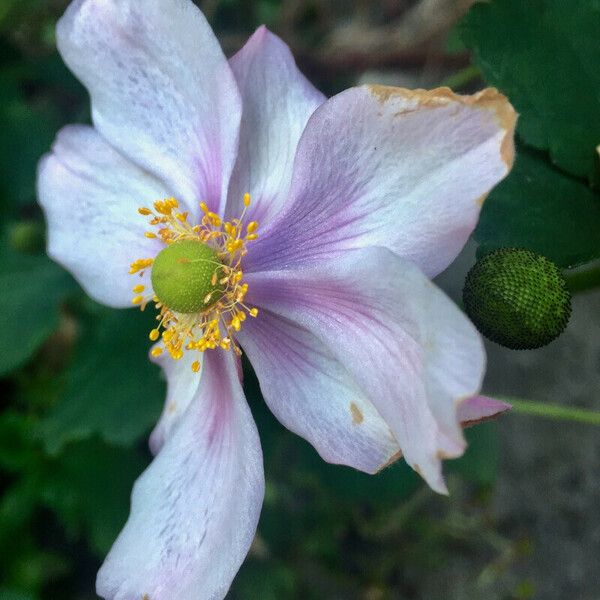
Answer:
[37,1,516,598]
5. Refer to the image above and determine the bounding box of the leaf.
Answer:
[0,247,74,376]
[475,149,600,268]
[40,438,148,556]
[461,0,600,181]
[0,81,59,209]
[449,423,499,487]
[41,308,165,453]
[0,412,38,472]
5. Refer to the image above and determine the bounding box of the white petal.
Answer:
[245,86,516,277]
[245,247,485,493]
[148,345,201,455]
[37,125,167,307]
[226,27,325,224]
[237,311,399,474]
[57,0,241,214]
[97,350,264,600]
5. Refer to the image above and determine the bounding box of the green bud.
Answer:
[463,248,571,350]
[9,221,45,254]
[151,240,223,314]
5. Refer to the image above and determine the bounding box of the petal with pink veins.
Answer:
[226,26,325,225]
[96,350,264,600]
[56,0,241,213]
[245,247,486,493]
[38,125,168,307]
[245,85,516,277]
[237,311,400,474]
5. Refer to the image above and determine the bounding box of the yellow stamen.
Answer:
[130,193,260,372]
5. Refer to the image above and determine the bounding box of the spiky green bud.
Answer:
[463,248,571,350]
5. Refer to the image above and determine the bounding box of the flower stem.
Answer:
[564,264,600,294]
[440,65,481,90]
[503,398,600,425]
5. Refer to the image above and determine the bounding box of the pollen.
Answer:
[129,195,260,372]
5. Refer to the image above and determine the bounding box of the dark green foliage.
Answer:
[475,149,600,268]
[463,248,572,350]
[461,0,600,182]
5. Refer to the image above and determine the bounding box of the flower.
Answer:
[37,0,516,598]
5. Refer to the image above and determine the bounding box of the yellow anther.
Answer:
[132,192,261,368]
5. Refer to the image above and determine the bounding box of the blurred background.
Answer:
[1,1,599,599]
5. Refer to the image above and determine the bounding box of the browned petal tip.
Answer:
[367,84,518,170]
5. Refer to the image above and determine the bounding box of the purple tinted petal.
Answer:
[245,247,485,493]
[96,350,264,600]
[244,86,515,277]
[57,0,241,214]
[237,310,400,473]
[37,125,167,307]
[226,27,325,224]
[458,395,512,427]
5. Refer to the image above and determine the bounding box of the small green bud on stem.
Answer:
[463,248,571,350]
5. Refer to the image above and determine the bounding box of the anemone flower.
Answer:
[38,1,516,598]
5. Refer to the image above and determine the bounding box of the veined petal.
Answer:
[57,0,241,214]
[237,312,400,474]
[96,350,264,600]
[226,26,325,224]
[37,125,167,307]
[458,395,512,427]
[245,247,486,493]
[245,85,516,277]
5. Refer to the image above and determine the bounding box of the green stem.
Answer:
[564,264,600,294]
[440,65,481,90]
[503,398,600,426]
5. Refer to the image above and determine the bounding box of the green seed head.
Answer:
[463,248,571,350]
[151,240,223,314]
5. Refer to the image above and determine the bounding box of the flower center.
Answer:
[151,240,223,314]
[129,195,259,372]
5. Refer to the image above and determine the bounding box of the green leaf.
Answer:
[475,149,600,268]
[40,438,148,555]
[41,308,165,453]
[449,423,499,487]
[0,247,74,376]
[0,412,38,472]
[0,81,59,209]
[461,0,600,181]
[0,588,37,600]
